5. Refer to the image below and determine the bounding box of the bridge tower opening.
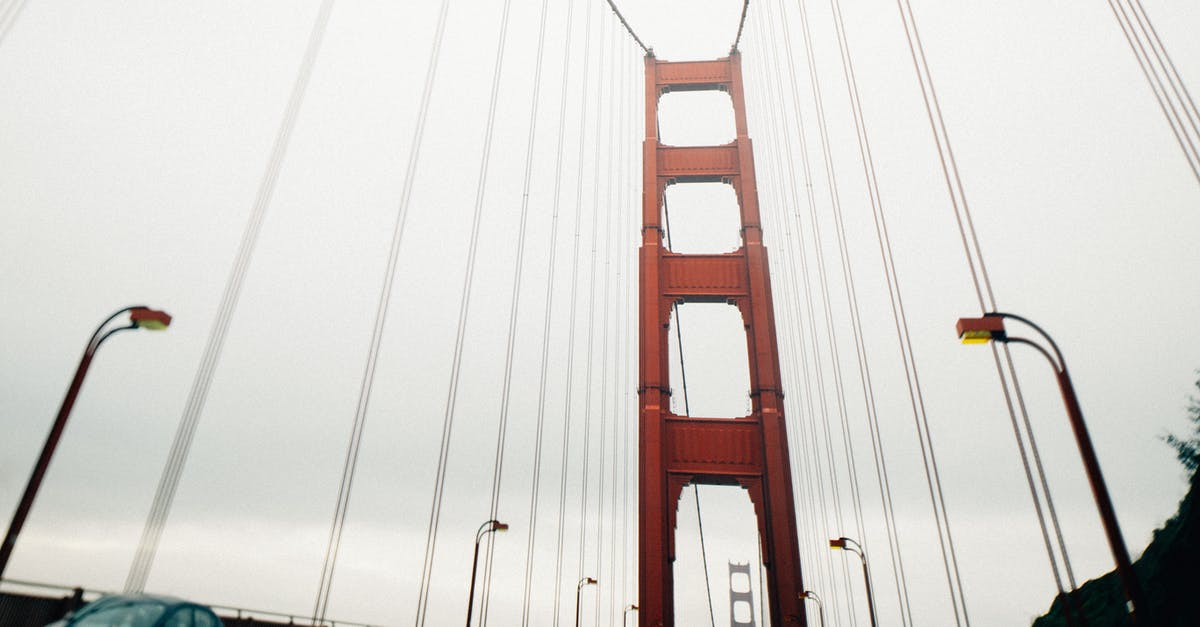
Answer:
[638,51,807,626]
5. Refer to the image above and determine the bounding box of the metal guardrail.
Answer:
[0,578,378,627]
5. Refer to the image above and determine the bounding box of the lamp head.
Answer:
[130,307,172,331]
[493,521,509,532]
[586,577,597,585]
[829,538,846,550]
[956,316,1005,344]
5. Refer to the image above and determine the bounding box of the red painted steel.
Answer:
[639,52,807,626]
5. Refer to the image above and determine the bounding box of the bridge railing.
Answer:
[0,578,377,627]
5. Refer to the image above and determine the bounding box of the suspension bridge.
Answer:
[1,1,1198,626]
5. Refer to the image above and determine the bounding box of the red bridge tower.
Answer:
[638,51,807,626]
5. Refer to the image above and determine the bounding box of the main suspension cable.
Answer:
[125,0,336,594]
[731,0,751,52]
[600,0,650,54]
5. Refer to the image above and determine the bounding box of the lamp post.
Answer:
[623,604,638,627]
[956,312,1146,624]
[465,519,508,627]
[0,306,172,578]
[830,537,877,627]
[800,591,825,627]
[575,577,596,627]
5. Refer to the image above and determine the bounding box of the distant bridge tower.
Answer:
[729,561,758,627]
[637,51,807,626]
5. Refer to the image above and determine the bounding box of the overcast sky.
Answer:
[2,1,1198,626]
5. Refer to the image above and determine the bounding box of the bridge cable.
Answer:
[662,179,718,627]
[893,0,1088,620]
[1106,0,1200,184]
[743,25,848,620]
[0,0,28,48]
[796,0,974,614]
[829,0,987,616]
[745,10,844,623]
[844,1,1078,620]
[604,38,634,627]
[473,0,556,623]
[763,2,868,619]
[591,23,620,625]
[1125,0,1200,133]
[777,2,882,624]
[550,2,596,622]
[309,0,452,621]
[992,345,1082,621]
[749,82,832,627]
[1121,0,1200,144]
[516,0,580,623]
[411,0,518,622]
[600,0,650,55]
[828,0,1012,621]
[618,46,639,615]
[748,65,828,623]
[124,0,336,594]
[731,0,751,52]
[575,9,609,616]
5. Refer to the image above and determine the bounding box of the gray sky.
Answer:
[2,1,1198,626]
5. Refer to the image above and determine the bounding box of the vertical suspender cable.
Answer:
[124,0,336,594]
[576,6,608,603]
[1122,0,1200,142]
[551,2,595,623]
[892,0,1090,622]
[775,5,876,623]
[310,0,451,621]
[747,9,845,623]
[605,40,625,625]
[575,9,611,620]
[518,0,579,624]
[1105,0,1200,184]
[660,154,718,627]
[744,24,838,616]
[475,0,555,623]
[592,23,618,626]
[411,0,516,622]
[619,44,639,618]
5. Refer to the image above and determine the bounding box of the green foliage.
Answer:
[1162,372,1200,473]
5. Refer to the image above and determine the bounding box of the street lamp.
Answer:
[800,591,825,627]
[956,312,1146,624]
[0,305,172,578]
[465,519,508,627]
[623,603,639,627]
[830,537,877,627]
[575,577,597,627]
